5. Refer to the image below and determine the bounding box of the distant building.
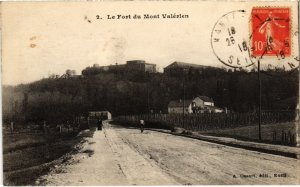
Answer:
[66,69,76,76]
[60,69,77,78]
[168,99,197,114]
[126,60,156,73]
[82,60,156,76]
[88,111,112,120]
[108,64,126,71]
[164,61,219,76]
[93,64,100,68]
[197,96,214,106]
[202,105,224,113]
[87,111,112,130]
[168,96,223,114]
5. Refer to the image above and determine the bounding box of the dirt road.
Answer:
[39,123,300,185]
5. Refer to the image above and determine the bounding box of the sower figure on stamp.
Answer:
[140,119,145,133]
[97,118,103,131]
[259,11,286,52]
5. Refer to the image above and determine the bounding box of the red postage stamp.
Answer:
[251,7,291,57]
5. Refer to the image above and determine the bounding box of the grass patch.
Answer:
[3,129,95,186]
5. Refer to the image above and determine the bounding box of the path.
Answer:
[39,124,177,185]
[39,123,300,185]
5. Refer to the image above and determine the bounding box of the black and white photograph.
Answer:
[1,1,300,185]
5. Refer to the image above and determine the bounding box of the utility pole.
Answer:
[182,68,187,129]
[258,59,262,140]
[147,82,150,114]
[183,77,185,128]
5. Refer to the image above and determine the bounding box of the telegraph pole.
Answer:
[147,83,150,114]
[182,71,185,128]
[182,68,188,129]
[258,59,262,140]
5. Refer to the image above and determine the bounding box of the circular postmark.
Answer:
[249,7,299,76]
[211,10,254,68]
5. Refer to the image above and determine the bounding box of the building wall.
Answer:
[107,112,112,120]
[82,60,156,76]
[193,97,205,108]
[168,98,215,114]
[109,64,127,72]
[145,64,156,73]
[126,60,146,72]
[168,105,192,114]
[204,101,214,106]
[126,60,156,73]
[191,97,219,113]
[164,66,202,77]
[164,67,184,76]
[214,108,223,113]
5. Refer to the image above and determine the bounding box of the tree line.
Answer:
[3,68,298,126]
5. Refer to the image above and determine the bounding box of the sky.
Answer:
[1,1,299,85]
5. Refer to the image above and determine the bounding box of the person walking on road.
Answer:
[140,119,145,133]
[97,119,103,131]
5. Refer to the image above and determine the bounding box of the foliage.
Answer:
[3,69,298,125]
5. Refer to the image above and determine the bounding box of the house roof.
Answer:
[164,61,215,70]
[126,60,156,66]
[168,99,193,108]
[197,96,214,103]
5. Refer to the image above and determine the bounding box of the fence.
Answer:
[116,111,296,132]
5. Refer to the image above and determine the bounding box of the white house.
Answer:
[168,99,194,114]
[168,96,224,114]
[198,96,214,106]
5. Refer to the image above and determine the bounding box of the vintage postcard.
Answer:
[1,1,299,185]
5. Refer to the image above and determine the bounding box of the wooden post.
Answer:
[10,122,14,134]
[43,121,47,134]
[258,59,262,141]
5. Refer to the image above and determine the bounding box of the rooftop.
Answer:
[126,60,156,66]
[164,61,216,70]
[197,96,214,103]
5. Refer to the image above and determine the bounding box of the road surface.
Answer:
[39,122,300,185]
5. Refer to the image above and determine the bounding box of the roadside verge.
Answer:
[146,128,300,159]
